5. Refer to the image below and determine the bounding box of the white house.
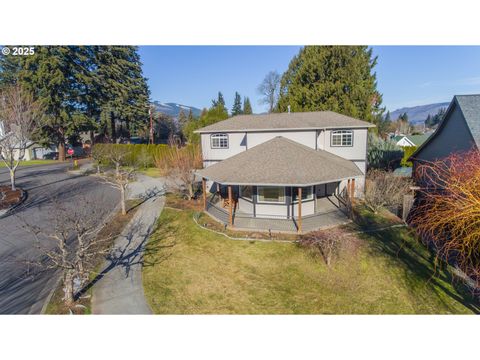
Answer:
[195,111,374,233]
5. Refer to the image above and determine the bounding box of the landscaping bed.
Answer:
[143,201,479,314]
[0,185,24,210]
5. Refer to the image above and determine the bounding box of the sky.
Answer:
[139,46,480,113]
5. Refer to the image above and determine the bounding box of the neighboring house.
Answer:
[410,94,480,186]
[392,133,430,148]
[195,111,374,233]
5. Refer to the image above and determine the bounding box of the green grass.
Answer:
[143,206,479,314]
[0,159,57,168]
[138,167,162,178]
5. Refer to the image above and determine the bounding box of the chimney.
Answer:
[287,105,291,114]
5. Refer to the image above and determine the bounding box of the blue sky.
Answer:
[139,46,480,113]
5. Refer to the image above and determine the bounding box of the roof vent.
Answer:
[287,105,291,114]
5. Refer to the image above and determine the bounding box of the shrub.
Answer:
[299,229,348,267]
[400,146,417,167]
[91,143,170,168]
[364,169,413,214]
[367,133,403,170]
[410,150,480,284]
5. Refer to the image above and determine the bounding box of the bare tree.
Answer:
[155,138,202,199]
[299,229,347,267]
[99,167,136,215]
[364,169,413,214]
[257,70,281,112]
[103,144,130,177]
[22,198,112,307]
[0,85,41,190]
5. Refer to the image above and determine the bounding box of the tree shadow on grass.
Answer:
[352,214,479,314]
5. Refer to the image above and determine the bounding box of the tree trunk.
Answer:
[110,111,117,143]
[63,270,75,307]
[10,169,16,191]
[58,141,66,162]
[120,185,126,215]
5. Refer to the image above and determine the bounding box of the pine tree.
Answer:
[178,108,188,130]
[187,109,195,122]
[277,46,383,122]
[243,97,253,114]
[231,92,243,116]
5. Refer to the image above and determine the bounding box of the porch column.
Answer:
[350,178,355,205]
[297,187,302,233]
[228,185,233,227]
[202,178,207,211]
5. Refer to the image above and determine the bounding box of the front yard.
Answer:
[143,197,479,314]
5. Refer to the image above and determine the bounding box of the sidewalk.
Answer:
[92,175,165,314]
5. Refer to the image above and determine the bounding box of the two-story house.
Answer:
[195,111,374,233]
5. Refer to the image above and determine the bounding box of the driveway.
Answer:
[0,162,119,314]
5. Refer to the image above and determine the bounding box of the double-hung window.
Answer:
[331,130,353,147]
[211,133,229,149]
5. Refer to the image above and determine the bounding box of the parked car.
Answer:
[43,152,59,160]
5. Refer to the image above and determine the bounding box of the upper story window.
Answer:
[210,133,229,149]
[331,130,353,147]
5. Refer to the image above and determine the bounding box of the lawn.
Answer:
[143,201,479,314]
[0,159,57,168]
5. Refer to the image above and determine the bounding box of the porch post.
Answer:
[298,187,302,233]
[202,178,207,211]
[228,185,233,227]
[351,178,355,205]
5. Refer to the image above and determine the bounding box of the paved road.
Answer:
[0,162,119,314]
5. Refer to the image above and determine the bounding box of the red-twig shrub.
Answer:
[410,149,480,284]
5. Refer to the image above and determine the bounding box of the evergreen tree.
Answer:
[187,109,195,122]
[0,49,22,89]
[212,91,226,109]
[243,97,253,114]
[231,91,243,116]
[277,46,383,122]
[177,108,188,136]
[18,46,85,160]
[183,96,228,143]
[385,111,391,122]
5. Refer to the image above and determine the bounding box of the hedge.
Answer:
[92,143,170,168]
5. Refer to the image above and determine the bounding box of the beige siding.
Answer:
[247,130,317,149]
[322,128,368,161]
[201,132,247,162]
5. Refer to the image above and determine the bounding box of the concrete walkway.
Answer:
[92,175,165,314]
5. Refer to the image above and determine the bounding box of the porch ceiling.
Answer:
[196,136,363,186]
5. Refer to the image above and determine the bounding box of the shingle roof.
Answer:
[194,111,375,133]
[455,94,480,146]
[196,136,363,186]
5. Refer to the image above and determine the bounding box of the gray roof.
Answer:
[455,94,480,146]
[409,94,480,161]
[194,111,375,133]
[196,136,363,186]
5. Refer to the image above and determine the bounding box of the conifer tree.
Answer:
[243,97,253,114]
[231,91,243,116]
[277,46,383,122]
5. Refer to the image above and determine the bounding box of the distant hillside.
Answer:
[152,101,202,118]
[389,102,449,125]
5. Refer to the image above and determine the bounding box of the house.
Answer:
[392,133,430,148]
[410,94,480,185]
[195,111,375,233]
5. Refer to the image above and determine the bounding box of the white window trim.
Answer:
[292,186,314,203]
[256,186,286,204]
[331,130,353,147]
[210,133,229,149]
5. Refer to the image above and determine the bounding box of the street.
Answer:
[0,162,119,314]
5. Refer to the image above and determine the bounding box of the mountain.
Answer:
[152,101,202,118]
[389,102,450,125]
